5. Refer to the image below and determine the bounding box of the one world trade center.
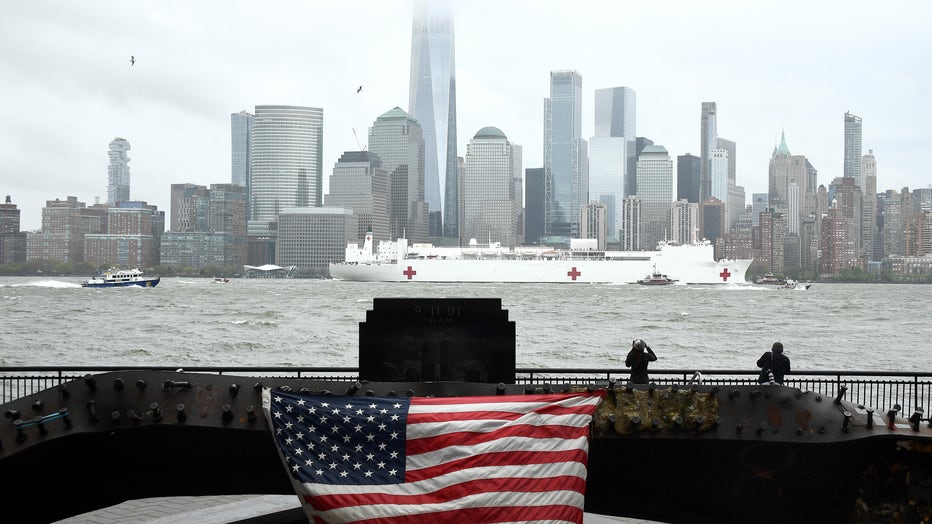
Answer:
[408,0,458,240]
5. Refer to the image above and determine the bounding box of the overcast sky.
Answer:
[2,1,930,231]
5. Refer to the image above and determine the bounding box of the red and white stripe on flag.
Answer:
[263,389,604,524]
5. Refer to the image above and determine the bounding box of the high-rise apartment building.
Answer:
[0,196,26,264]
[844,111,863,187]
[544,70,588,240]
[324,151,391,244]
[862,150,879,261]
[580,201,608,250]
[670,199,699,245]
[163,184,247,268]
[368,107,428,243]
[85,205,158,268]
[699,102,717,202]
[830,176,863,268]
[409,0,458,240]
[249,105,323,226]
[462,127,520,247]
[107,138,131,205]
[231,111,254,218]
[593,86,636,196]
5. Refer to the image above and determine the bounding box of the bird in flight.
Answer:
[357,85,363,93]
[130,56,135,66]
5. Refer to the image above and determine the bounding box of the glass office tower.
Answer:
[408,0,458,240]
[544,70,588,240]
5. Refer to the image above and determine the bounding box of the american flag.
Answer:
[262,389,604,524]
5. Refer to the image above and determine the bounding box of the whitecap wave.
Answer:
[1,280,81,289]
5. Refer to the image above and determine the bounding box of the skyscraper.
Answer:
[249,105,323,226]
[368,107,428,243]
[677,154,701,203]
[862,150,879,261]
[408,0,458,240]
[462,127,520,247]
[324,151,391,244]
[591,86,635,242]
[636,145,674,249]
[107,138,131,205]
[699,102,717,202]
[544,70,588,240]
[844,111,863,187]
[593,87,636,195]
[231,111,254,217]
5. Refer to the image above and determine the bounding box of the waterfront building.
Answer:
[231,111,254,218]
[276,208,358,271]
[758,209,786,276]
[462,127,520,247]
[85,201,163,268]
[249,105,323,224]
[85,206,156,268]
[593,86,636,197]
[544,70,588,240]
[677,154,700,204]
[409,0,458,239]
[163,184,246,268]
[699,102,717,202]
[580,201,608,250]
[820,208,849,275]
[524,168,544,245]
[635,145,674,249]
[367,107,428,243]
[324,151,391,245]
[844,111,863,187]
[107,138,131,205]
[0,196,26,264]
[27,197,97,263]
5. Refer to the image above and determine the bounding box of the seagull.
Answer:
[130,55,135,66]
[357,85,362,93]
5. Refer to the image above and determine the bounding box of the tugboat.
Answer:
[81,268,160,288]
[637,265,677,285]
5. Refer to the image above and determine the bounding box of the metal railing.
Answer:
[3,367,931,418]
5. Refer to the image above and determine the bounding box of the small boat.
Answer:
[779,279,811,290]
[755,273,783,285]
[637,266,677,285]
[82,268,160,288]
[212,277,230,283]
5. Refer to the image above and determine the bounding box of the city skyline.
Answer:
[2,1,931,231]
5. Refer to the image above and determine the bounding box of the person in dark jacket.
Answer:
[626,339,657,385]
[757,341,791,384]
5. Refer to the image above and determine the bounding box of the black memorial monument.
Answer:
[358,298,516,383]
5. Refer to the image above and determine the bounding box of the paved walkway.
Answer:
[55,495,663,523]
